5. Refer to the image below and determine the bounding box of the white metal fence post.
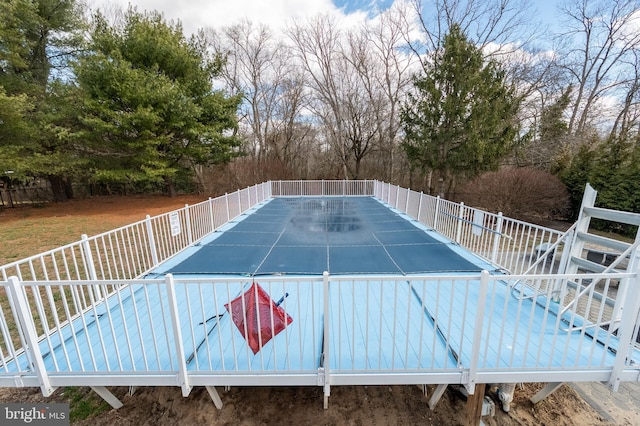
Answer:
[433,196,441,230]
[322,271,331,409]
[608,250,640,391]
[81,234,98,281]
[165,274,192,397]
[225,193,230,222]
[208,197,215,232]
[7,276,55,396]
[254,183,259,204]
[81,234,101,300]
[553,229,574,301]
[456,202,465,244]
[417,192,423,223]
[465,270,489,394]
[184,204,193,245]
[490,213,503,264]
[395,185,400,208]
[145,215,159,266]
[404,190,410,214]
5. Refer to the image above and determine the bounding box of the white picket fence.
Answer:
[1,180,639,400]
[373,181,568,276]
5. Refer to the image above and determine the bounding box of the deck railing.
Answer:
[0,179,567,286]
[373,181,567,275]
[0,182,271,286]
[270,180,374,196]
[1,270,639,392]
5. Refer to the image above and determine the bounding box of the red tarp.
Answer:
[224,282,293,354]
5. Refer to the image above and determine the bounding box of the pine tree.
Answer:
[401,24,520,197]
[74,9,242,196]
[0,0,85,201]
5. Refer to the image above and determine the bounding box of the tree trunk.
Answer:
[49,175,73,202]
[164,176,177,197]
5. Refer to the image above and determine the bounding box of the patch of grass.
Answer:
[0,217,100,264]
[0,194,204,266]
[63,387,111,422]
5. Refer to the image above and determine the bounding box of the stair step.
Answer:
[583,206,640,226]
[577,231,631,253]
[570,256,624,274]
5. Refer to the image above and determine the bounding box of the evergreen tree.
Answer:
[539,86,572,146]
[74,9,242,196]
[0,0,85,200]
[559,133,639,233]
[401,24,520,197]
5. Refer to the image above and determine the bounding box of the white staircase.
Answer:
[561,183,640,333]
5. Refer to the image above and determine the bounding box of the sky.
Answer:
[94,0,562,36]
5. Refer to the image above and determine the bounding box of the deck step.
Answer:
[576,231,631,253]
[583,206,640,226]
[570,256,624,274]
[565,279,617,308]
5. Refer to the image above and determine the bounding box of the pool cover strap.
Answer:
[225,282,293,354]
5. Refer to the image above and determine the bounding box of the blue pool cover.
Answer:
[169,197,485,275]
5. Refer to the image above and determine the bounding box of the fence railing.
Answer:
[1,270,639,392]
[270,180,374,196]
[373,181,567,276]
[0,182,271,286]
[1,179,567,287]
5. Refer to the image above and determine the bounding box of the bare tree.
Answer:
[287,8,415,180]
[208,20,313,179]
[286,15,352,178]
[607,47,640,143]
[209,21,278,160]
[558,0,640,136]
[407,0,537,64]
[347,7,415,181]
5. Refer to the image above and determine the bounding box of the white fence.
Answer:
[0,182,271,284]
[271,180,374,197]
[1,179,639,399]
[0,179,566,284]
[373,181,567,276]
[1,270,639,394]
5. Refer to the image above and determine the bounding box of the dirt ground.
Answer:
[0,381,615,425]
[0,195,625,424]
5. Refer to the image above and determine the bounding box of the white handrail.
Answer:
[558,239,640,321]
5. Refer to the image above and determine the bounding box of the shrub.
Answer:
[456,167,570,221]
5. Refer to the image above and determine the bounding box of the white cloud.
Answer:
[93,0,351,34]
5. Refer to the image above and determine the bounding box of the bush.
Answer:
[456,167,570,221]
